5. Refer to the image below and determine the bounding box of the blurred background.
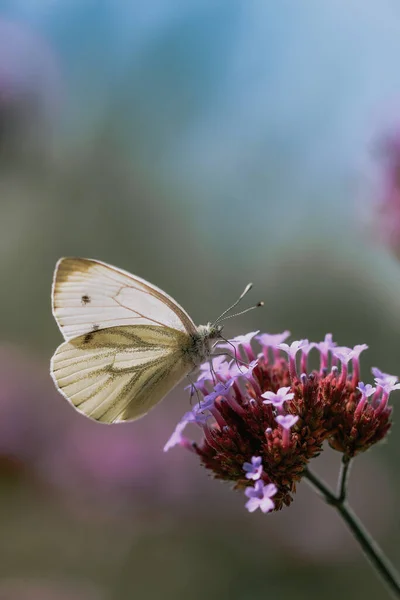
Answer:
[1,1,400,598]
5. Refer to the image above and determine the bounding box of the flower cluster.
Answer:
[165,331,399,513]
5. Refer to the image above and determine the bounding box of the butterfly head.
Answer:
[207,323,224,338]
[196,323,224,343]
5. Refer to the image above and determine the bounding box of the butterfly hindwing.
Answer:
[50,325,193,423]
[52,257,197,341]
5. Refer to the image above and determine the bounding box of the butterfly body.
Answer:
[50,258,223,423]
[181,323,223,365]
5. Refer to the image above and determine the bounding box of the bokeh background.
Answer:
[1,1,400,598]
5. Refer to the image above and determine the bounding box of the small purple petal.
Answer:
[197,355,228,382]
[382,382,400,394]
[351,344,368,359]
[230,359,259,380]
[276,414,299,430]
[278,339,309,359]
[256,330,291,348]
[163,420,189,452]
[259,497,276,513]
[301,342,316,356]
[316,333,337,353]
[214,360,234,379]
[357,382,376,398]
[261,386,294,408]
[333,346,353,364]
[218,331,260,350]
[245,497,262,513]
[195,379,235,410]
[243,456,263,480]
[372,367,399,388]
[244,481,277,514]
[186,408,209,426]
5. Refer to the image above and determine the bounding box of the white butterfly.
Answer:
[50,258,257,424]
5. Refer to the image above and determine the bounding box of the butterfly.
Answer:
[50,258,259,424]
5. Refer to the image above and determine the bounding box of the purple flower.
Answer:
[334,344,368,364]
[382,381,400,394]
[192,380,236,427]
[163,408,209,452]
[261,386,294,409]
[351,344,369,359]
[204,380,235,403]
[194,394,217,413]
[276,414,299,430]
[333,344,368,386]
[278,339,309,359]
[300,342,316,374]
[357,382,376,398]
[245,481,277,513]
[278,340,309,379]
[163,419,190,452]
[372,367,399,388]
[333,346,353,365]
[256,330,291,348]
[223,331,260,348]
[301,342,316,355]
[230,358,258,377]
[219,331,260,362]
[187,408,210,425]
[316,333,337,355]
[316,333,337,371]
[197,355,228,382]
[214,359,235,380]
[243,456,263,480]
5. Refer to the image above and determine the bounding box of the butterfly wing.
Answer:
[50,325,193,423]
[52,257,197,341]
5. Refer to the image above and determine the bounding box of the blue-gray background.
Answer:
[1,2,400,598]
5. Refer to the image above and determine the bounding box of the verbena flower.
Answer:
[243,456,263,480]
[165,332,398,512]
[244,480,277,513]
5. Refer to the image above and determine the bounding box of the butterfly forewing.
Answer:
[52,257,197,341]
[50,325,194,423]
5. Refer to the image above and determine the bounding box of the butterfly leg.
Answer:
[211,341,249,373]
[186,369,201,407]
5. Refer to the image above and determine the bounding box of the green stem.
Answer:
[304,468,400,599]
[337,455,352,502]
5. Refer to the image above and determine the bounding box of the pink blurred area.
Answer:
[0,345,208,515]
[374,131,400,254]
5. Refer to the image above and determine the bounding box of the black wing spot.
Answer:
[81,295,91,305]
[83,324,100,344]
[83,332,93,344]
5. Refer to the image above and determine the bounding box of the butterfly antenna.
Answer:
[213,283,255,326]
[216,301,264,323]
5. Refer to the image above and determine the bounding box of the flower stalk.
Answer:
[304,466,400,599]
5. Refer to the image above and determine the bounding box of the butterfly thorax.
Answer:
[182,323,223,366]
